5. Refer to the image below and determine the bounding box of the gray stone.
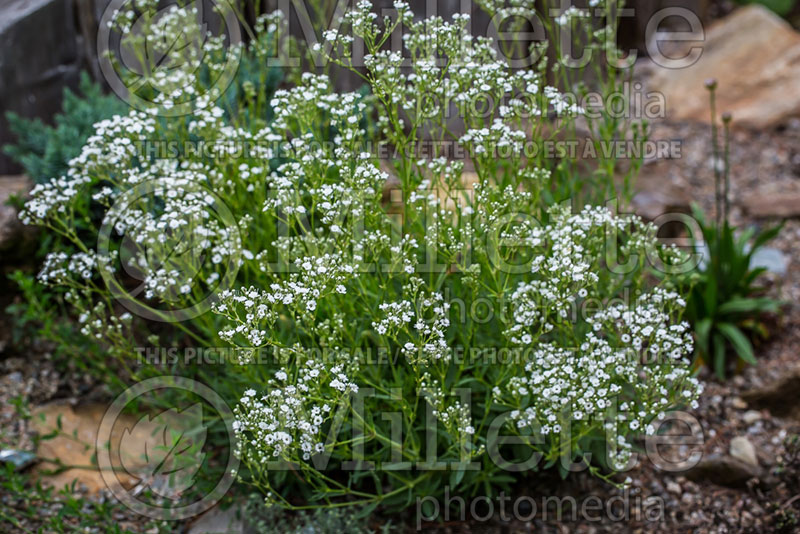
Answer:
[686,454,761,487]
[187,505,244,534]
[5,371,22,384]
[0,449,36,470]
[698,239,789,277]
[620,1,710,55]
[666,480,682,495]
[630,172,692,235]
[730,436,759,467]
[742,410,762,425]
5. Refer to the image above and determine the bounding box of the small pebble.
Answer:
[730,436,759,467]
[5,372,23,385]
[731,397,748,410]
[742,410,762,425]
[666,481,682,495]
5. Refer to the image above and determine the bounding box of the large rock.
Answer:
[0,175,34,253]
[30,401,188,494]
[30,403,134,493]
[647,5,800,129]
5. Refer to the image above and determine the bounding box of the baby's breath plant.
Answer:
[471,0,646,204]
[19,1,700,513]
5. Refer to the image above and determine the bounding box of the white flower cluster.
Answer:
[38,251,112,285]
[503,205,653,344]
[113,168,242,301]
[460,119,527,156]
[215,253,356,351]
[214,286,278,349]
[19,110,156,226]
[555,6,589,27]
[475,0,536,19]
[21,175,91,225]
[234,359,358,462]
[588,288,693,360]
[544,85,584,116]
[373,285,452,363]
[20,65,288,316]
[318,3,582,174]
[108,2,240,111]
[421,375,477,441]
[503,287,702,466]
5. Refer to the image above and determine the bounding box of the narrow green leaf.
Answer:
[718,323,756,365]
[449,467,466,487]
[695,317,712,356]
[749,223,784,258]
[718,297,780,315]
[703,276,718,314]
[713,332,726,380]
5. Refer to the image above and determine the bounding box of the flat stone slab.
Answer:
[740,192,800,219]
